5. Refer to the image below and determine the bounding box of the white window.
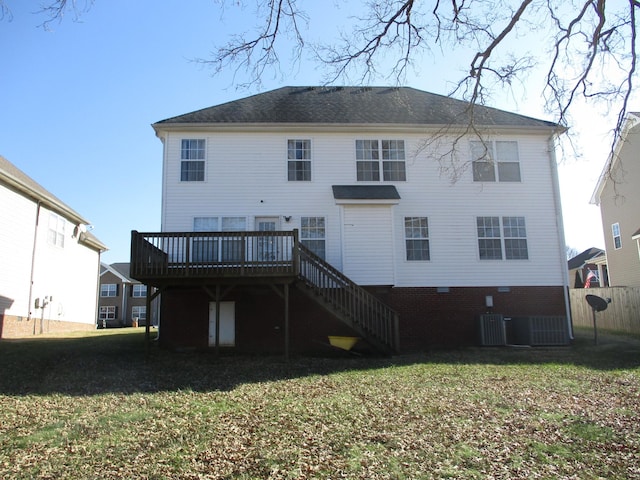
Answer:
[612,223,622,249]
[99,306,116,320]
[405,217,430,261]
[101,284,117,297]
[288,139,311,181]
[132,284,147,297]
[356,139,406,181]
[47,213,65,247]
[192,216,247,262]
[301,217,326,259]
[181,139,205,182]
[471,141,521,182]
[477,216,528,260]
[132,305,146,320]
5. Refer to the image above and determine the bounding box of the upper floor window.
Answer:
[301,216,326,259]
[181,139,205,182]
[471,141,521,182]
[132,284,147,297]
[47,213,65,247]
[356,139,406,181]
[477,216,528,260]
[612,223,622,249]
[404,217,430,261]
[288,139,311,181]
[101,284,117,297]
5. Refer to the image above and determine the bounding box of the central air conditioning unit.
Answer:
[478,314,506,346]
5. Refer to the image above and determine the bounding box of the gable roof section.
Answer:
[100,262,136,283]
[567,247,605,270]
[591,112,640,205]
[153,86,560,130]
[0,155,107,252]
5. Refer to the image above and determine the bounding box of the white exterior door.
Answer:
[208,301,235,346]
[255,217,280,261]
[342,205,395,285]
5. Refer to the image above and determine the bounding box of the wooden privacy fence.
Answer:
[569,287,640,334]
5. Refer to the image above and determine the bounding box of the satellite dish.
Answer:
[586,294,609,312]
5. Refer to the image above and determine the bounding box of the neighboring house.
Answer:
[567,247,608,288]
[98,263,157,328]
[0,155,107,338]
[131,86,570,353]
[591,112,640,287]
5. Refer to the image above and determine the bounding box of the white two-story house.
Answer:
[0,155,107,338]
[131,86,570,354]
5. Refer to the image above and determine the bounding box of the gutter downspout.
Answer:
[548,134,573,339]
[27,201,41,324]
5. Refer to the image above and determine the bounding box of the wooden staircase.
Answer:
[294,243,399,354]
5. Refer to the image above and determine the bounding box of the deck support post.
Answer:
[215,284,221,358]
[284,283,290,362]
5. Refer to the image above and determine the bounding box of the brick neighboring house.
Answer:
[99,263,156,328]
[567,247,608,288]
[131,86,571,354]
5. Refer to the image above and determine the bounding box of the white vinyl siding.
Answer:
[161,131,564,287]
[342,205,394,285]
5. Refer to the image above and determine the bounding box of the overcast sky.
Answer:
[1,0,624,263]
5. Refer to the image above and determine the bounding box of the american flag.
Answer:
[584,270,596,288]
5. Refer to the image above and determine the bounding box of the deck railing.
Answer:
[131,230,297,278]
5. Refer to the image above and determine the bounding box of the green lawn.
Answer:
[1,328,639,479]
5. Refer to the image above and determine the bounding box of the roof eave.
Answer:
[0,169,89,225]
[152,121,563,135]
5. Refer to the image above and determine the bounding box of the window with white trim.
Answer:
[612,223,622,249]
[477,216,528,260]
[132,284,147,297]
[181,139,205,181]
[301,217,326,259]
[192,216,247,262]
[132,305,146,320]
[101,284,117,297]
[356,139,406,181]
[287,139,311,181]
[471,141,521,182]
[405,217,430,261]
[99,306,116,320]
[47,213,65,247]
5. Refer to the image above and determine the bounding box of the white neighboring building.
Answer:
[0,155,107,338]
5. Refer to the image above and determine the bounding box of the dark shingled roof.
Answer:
[332,185,401,200]
[154,86,559,129]
[567,247,605,269]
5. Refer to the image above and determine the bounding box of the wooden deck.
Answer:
[130,230,399,354]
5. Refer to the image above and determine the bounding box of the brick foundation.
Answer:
[158,284,567,353]
[0,314,95,339]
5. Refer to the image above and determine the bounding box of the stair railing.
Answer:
[295,242,399,353]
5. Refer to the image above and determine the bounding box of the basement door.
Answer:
[208,301,235,347]
[341,205,395,285]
